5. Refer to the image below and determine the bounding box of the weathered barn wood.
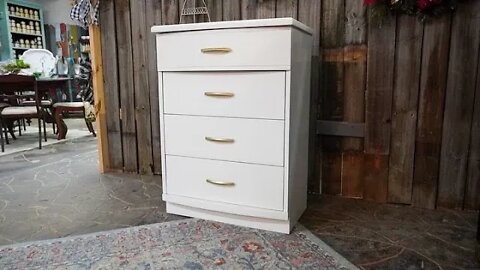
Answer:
[131,0,154,175]
[145,0,162,174]
[341,0,366,198]
[99,0,480,210]
[364,11,396,203]
[114,0,137,172]
[437,2,480,209]
[297,0,321,193]
[411,14,451,209]
[465,50,480,210]
[319,0,344,196]
[387,15,423,204]
[99,0,122,171]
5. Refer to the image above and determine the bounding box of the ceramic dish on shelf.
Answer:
[20,49,55,77]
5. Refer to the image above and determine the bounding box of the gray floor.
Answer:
[0,119,93,157]
[0,136,180,246]
[0,136,478,270]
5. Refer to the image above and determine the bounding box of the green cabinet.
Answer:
[0,0,46,60]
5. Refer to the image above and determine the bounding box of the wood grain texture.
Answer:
[99,0,123,171]
[90,24,109,173]
[365,16,396,154]
[364,13,396,203]
[276,0,297,19]
[115,0,138,172]
[319,0,344,196]
[437,2,480,209]
[412,14,452,209]
[222,0,241,21]
[297,0,321,193]
[465,47,480,210]
[161,0,179,24]
[146,0,162,174]
[342,151,365,198]
[241,0,275,20]
[205,0,223,21]
[342,0,366,198]
[321,150,342,195]
[298,0,320,53]
[131,0,153,174]
[387,15,423,204]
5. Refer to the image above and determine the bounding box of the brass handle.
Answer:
[201,47,232,54]
[204,92,235,98]
[205,137,235,143]
[206,179,235,186]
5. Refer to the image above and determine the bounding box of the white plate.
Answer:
[20,49,56,76]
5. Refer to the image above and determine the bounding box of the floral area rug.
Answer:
[0,218,357,269]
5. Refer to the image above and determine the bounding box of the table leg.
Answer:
[53,108,68,140]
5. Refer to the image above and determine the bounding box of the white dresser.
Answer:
[152,18,313,233]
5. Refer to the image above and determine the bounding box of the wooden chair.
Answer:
[53,101,96,139]
[0,74,46,152]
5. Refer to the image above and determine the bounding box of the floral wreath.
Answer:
[364,0,465,21]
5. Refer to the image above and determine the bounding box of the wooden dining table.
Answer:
[0,76,72,140]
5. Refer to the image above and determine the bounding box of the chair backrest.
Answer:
[0,74,40,111]
[0,74,36,91]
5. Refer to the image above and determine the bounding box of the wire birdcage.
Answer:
[180,0,211,23]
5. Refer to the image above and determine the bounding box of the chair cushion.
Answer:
[1,106,38,116]
[21,100,52,106]
[53,102,87,108]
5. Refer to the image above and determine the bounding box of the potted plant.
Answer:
[0,59,30,74]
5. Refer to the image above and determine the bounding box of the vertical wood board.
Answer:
[364,12,397,202]
[99,0,123,170]
[146,0,163,174]
[342,0,367,198]
[115,0,138,172]
[412,14,452,209]
[437,2,480,208]
[388,15,423,204]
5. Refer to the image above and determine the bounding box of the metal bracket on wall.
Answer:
[316,120,365,138]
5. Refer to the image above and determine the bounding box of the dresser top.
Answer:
[151,18,313,35]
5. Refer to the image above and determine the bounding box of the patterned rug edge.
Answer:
[295,223,359,270]
[0,217,359,269]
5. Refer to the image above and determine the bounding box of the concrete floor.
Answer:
[301,196,479,270]
[0,136,180,246]
[0,118,93,157]
[0,137,478,270]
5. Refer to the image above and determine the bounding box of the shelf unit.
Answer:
[0,0,46,60]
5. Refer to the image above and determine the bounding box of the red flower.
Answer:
[242,242,264,253]
[364,0,383,6]
[417,0,442,10]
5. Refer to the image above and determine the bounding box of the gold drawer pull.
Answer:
[205,137,235,143]
[206,179,235,186]
[204,92,235,98]
[201,47,232,54]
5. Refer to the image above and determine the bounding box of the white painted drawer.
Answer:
[163,72,285,120]
[166,155,284,210]
[164,115,284,166]
[156,28,291,71]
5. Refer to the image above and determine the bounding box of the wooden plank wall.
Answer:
[98,0,480,210]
